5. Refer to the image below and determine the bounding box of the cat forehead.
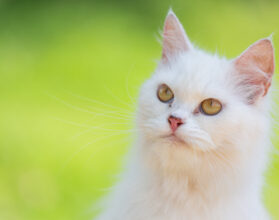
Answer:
[154,50,232,96]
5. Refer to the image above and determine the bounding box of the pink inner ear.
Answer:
[235,39,274,74]
[162,11,191,63]
[234,39,275,99]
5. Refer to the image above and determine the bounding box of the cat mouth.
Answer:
[163,133,187,145]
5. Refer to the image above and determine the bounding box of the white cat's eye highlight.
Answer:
[157,84,174,103]
[200,98,222,116]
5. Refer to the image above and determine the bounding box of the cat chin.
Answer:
[143,137,218,170]
[161,133,188,145]
[158,132,217,152]
[140,133,233,174]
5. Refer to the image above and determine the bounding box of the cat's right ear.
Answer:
[233,38,275,104]
[161,10,192,64]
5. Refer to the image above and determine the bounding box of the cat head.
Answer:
[136,10,275,174]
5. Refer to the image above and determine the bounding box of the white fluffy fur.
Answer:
[96,12,274,220]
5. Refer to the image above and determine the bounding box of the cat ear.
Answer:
[233,38,275,103]
[162,10,192,63]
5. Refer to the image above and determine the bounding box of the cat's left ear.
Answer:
[233,38,275,103]
[161,10,192,63]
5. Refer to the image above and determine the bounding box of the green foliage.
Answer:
[0,1,278,219]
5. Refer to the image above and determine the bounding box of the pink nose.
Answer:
[168,115,184,132]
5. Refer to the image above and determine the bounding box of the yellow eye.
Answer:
[157,84,174,103]
[200,98,222,115]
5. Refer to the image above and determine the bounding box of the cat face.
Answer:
[136,11,274,172]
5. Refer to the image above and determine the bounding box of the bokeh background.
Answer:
[0,0,279,219]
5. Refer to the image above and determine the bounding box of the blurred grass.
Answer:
[0,0,278,219]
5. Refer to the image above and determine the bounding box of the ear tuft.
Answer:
[162,10,192,63]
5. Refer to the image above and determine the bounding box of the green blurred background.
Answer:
[0,0,279,219]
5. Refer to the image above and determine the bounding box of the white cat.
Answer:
[96,10,275,220]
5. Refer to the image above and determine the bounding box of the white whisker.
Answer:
[60,130,131,173]
[66,91,134,113]
[104,86,135,109]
